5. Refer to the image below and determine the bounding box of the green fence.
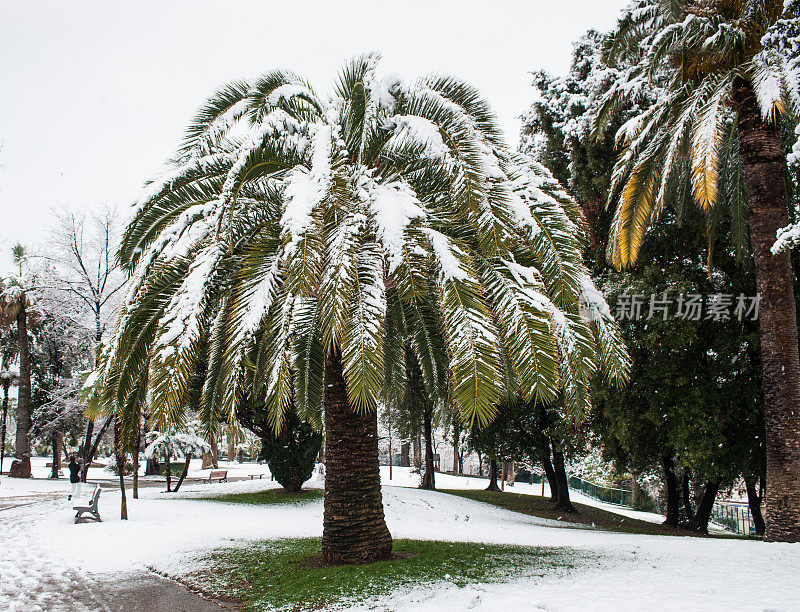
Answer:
[567,475,633,507]
[711,502,756,535]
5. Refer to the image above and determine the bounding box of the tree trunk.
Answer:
[0,381,8,474]
[227,427,236,463]
[80,419,95,479]
[165,452,172,493]
[201,451,213,470]
[421,407,435,490]
[692,480,721,534]
[733,77,800,543]
[681,472,695,524]
[400,442,410,467]
[541,449,558,501]
[486,459,501,491]
[321,350,392,565]
[50,431,60,479]
[452,417,461,475]
[10,298,31,478]
[114,422,128,520]
[551,440,577,513]
[661,452,680,527]
[477,450,483,477]
[172,456,191,493]
[81,415,113,482]
[745,475,766,536]
[146,455,161,476]
[210,437,219,469]
[412,435,421,469]
[132,427,141,499]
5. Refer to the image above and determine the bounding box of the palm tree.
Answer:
[92,54,628,564]
[0,245,33,478]
[593,1,800,541]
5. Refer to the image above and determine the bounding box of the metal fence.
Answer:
[567,475,633,507]
[711,502,757,535]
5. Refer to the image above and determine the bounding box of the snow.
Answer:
[280,125,332,257]
[1,465,798,610]
[368,180,426,272]
[425,229,470,282]
[267,83,313,106]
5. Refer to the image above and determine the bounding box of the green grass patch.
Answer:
[442,489,747,538]
[195,488,324,506]
[176,538,587,611]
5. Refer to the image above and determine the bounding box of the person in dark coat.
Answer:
[68,455,83,500]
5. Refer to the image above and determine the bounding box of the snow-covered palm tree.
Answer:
[0,245,34,478]
[593,0,800,542]
[94,54,628,564]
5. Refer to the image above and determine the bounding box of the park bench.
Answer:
[248,473,264,480]
[207,470,228,483]
[73,486,102,523]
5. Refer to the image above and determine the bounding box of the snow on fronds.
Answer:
[267,84,314,106]
[133,152,234,218]
[578,272,613,322]
[280,125,332,256]
[388,115,451,159]
[752,51,786,122]
[145,429,210,460]
[237,252,282,340]
[367,180,426,272]
[773,220,800,253]
[124,201,220,307]
[425,229,470,282]
[219,109,310,211]
[155,244,223,361]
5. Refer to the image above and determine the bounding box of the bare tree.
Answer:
[40,206,127,479]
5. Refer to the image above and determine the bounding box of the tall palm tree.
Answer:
[0,245,33,478]
[593,1,800,541]
[92,54,628,564]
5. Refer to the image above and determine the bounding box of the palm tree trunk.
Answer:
[10,297,31,478]
[321,350,392,565]
[733,78,800,543]
[421,406,435,490]
[452,418,461,474]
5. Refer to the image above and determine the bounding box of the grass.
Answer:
[175,538,588,611]
[194,488,324,506]
[441,489,747,538]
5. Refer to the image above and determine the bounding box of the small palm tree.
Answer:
[94,54,628,564]
[0,245,34,478]
[593,1,800,541]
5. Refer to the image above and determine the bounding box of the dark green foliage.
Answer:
[259,409,322,493]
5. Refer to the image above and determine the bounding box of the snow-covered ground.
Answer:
[0,465,798,611]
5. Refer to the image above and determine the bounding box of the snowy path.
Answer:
[0,472,798,611]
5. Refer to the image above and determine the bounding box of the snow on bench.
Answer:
[73,486,102,523]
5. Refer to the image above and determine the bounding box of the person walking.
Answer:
[67,455,83,500]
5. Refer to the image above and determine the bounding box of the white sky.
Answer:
[0,0,627,273]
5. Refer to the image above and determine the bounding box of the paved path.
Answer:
[0,493,238,611]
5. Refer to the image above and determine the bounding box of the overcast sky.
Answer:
[0,0,627,273]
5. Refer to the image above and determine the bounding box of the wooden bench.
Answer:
[206,470,228,483]
[73,486,102,523]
